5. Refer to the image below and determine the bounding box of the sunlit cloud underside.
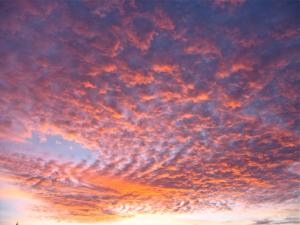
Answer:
[0,0,299,225]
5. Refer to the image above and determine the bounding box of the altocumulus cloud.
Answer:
[0,0,299,223]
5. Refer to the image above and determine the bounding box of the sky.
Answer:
[0,0,299,225]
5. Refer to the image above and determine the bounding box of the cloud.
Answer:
[252,217,300,225]
[0,0,299,223]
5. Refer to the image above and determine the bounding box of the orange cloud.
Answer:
[152,64,178,73]
[0,0,299,224]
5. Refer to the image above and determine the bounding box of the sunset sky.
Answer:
[0,0,300,225]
